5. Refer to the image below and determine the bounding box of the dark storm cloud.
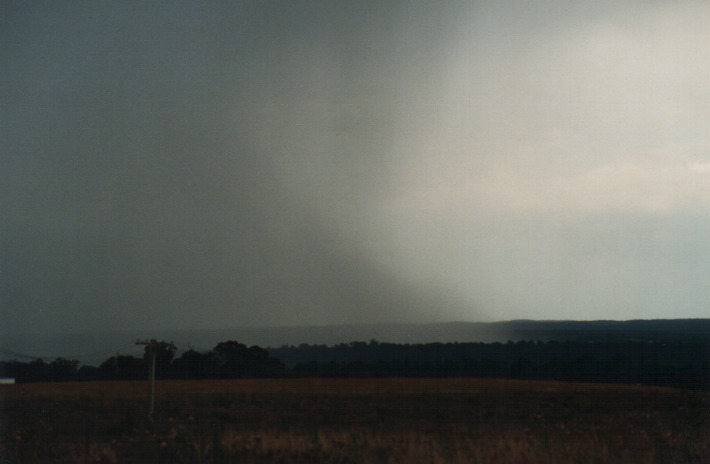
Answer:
[3,1,709,335]
[1,1,471,334]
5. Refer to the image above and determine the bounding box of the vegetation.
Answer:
[0,340,286,383]
[277,339,710,389]
[2,323,706,462]
[1,378,708,463]
[2,338,707,389]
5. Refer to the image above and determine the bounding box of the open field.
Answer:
[1,378,708,463]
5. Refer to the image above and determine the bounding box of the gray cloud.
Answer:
[2,1,709,336]
[1,1,475,333]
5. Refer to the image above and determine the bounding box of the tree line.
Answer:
[1,338,708,389]
[0,341,285,383]
[278,339,709,389]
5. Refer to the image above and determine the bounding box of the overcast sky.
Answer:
[2,1,709,335]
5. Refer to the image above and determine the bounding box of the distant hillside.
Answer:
[2,319,708,364]
[264,319,710,347]
[470,319,710,343]
[2,319,708,388]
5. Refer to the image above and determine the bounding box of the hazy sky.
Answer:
[2,1,709,334]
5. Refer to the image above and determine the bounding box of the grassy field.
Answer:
[1,378,708,463]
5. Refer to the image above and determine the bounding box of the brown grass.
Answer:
[1,378,708,463]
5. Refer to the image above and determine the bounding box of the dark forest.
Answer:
[2,337,708,389]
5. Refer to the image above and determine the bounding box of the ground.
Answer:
[1,378,708,463]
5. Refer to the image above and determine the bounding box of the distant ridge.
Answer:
[2,319,708,363]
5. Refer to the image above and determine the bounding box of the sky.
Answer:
[2,1,709,335]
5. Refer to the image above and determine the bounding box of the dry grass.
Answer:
[1,378,708,463]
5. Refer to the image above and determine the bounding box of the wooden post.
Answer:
[136,339,157,418]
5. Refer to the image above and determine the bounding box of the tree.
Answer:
[143,341,176,379]
[48,358,79,382]
[98,355,145,380]
[213,341,285,378]
[214,341,250,362]
[172,349,219,379]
